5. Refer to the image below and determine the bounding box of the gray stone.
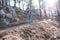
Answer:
[0,9,5,18]
[57,33,60,39]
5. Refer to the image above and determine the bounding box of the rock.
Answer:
[1,19,10,27]
[57,32,60,39]
[0,9,5,18]
[6,6,17,19]
[3,6,18,20]
[6,13,14,19]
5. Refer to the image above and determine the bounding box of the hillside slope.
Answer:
[0,19,59,40]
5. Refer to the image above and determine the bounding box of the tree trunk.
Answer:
[38,0,42,19]
[0,0,2,5]
[14,0,16,7]
[22,0,24,10]
[44,9,47,19]
[19,2,20,9]
[9,0,10,6]
[29,0,32,11]
[2,0,4,6]
[5,0,8,6]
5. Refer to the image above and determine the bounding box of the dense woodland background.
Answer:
[0,0,60,40]
[0,0,60,18]
[0,0,60,20]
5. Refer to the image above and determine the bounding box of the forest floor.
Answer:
[0,19,60,40]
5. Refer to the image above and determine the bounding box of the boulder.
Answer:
[0,9,5,18]
[57,32,60,39]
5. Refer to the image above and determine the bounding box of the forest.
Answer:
[0,0,60,40]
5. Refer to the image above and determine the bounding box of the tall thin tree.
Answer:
[14,0,16,7]
[9,0,10,6]
[2,0,4,6]
[38,0,42,19]
[17,0,21,9]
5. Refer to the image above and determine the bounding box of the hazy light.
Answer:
[10,1,14,6]
[44,0,58,17]
[20,2,27,10]
[10,0,39,10]
[45,0,57,7]
[32,0,39,9]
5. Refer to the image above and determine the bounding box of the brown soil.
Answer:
[0,19,59,40]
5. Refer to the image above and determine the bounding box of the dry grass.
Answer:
[0,19,59,40]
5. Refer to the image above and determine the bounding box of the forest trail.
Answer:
[0,19,59,40]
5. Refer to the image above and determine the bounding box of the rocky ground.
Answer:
[0,19,60,40]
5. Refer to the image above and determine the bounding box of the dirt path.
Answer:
[0,19,59,40]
